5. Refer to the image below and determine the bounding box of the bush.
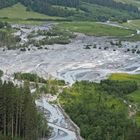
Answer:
[14,73,46,83]
[0,69,3,77]
[100,79,138,96]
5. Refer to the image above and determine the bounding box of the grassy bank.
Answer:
[122,20,140,30]
[0,3,64,25]
[0,3,63,20]
[58,22,135,36]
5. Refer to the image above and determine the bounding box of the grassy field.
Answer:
[0,3,63,24]
[110,73,140,82]
[120,34,140,42]
[59,22,135,36]
[122,20,140,30]
[110,73,140,98]
[0,3,61,19]
[119,20,140,41]
[110,73,140,100]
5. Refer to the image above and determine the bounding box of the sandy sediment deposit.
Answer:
[1,32,140,85]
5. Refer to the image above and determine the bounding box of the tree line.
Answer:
[19,0,79,17]
[83,0,139,13]
[47,0,80,8]
[19,0,140,19]
[0,0,17,9]
[0,80,50,140]
[99,79,138,96]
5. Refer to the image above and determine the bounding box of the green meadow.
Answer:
[110,73,140,102]
[59,22,135,36]
[122,20,140,30]
[0,3,63,24]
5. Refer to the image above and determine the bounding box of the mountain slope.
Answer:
[0,3,54,19]
[0,0,140,22]
[114,0,140,9]
[0,0,17,9]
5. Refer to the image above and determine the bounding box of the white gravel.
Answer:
[1,32,140,85]
[36,97,77,140]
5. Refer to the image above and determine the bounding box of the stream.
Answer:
[36,96,77,140]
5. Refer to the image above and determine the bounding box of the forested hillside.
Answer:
[0,0,17,9]
[0,0,140,21]
[83,0,138,12]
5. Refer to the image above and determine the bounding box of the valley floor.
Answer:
[0,28,140,85]
[1,24,140,140]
